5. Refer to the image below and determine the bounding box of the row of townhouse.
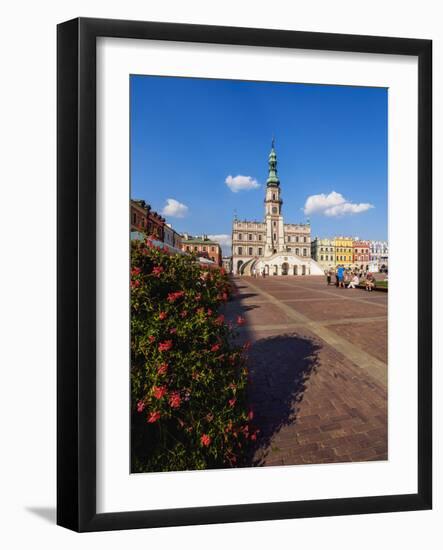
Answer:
[311,237,388,272]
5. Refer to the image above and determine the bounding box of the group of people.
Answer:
[325,267,376,291]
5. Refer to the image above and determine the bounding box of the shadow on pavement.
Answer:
[248,335,320,466]
[245,334,321,466]
[227,277,321,467]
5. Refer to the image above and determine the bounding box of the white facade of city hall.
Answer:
[232,143,323,276]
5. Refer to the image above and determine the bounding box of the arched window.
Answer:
[248,247,253,255]
[238,247,243,255]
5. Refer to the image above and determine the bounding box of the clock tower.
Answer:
[264,140,284,255]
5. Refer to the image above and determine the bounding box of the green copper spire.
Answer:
[266,138,280,187]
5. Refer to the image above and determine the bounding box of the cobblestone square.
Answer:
[225,275,388,466]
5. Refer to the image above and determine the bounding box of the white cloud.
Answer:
[208,234,232,256]
[303,191,374,217]
[162,198,189,218]
[225,174,260,193]
[207,234,232,247]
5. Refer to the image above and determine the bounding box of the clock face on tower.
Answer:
[272,206,277,214]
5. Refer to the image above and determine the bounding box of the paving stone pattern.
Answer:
[226,276,388,467]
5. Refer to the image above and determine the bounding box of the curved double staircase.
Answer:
[238,257,258,276]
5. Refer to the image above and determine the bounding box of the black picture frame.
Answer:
[57,17,432,532]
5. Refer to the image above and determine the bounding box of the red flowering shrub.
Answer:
[131,239,252,472]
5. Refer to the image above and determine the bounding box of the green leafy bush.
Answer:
[131,238,255,472]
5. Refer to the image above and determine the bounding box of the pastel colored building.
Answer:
[369,240,389,272]
[181,234,222,266]
[334,237,354,267]
[353,240,370,270]
[311,238,336,271]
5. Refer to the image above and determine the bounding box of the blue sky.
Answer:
[131,75,387,253]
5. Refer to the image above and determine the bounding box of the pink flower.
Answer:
[250,433,257,441]
[130,279,140,289]
[169,392,181,409]
[169,328,177,334]
[236,316,246,326]
[147,411,161,423]
[136,400,145,413]
[211,343,221,353]
[228,398,236,408]
[207,308,213,316]
[167,291,185,303]
[248,410,254,421]
[158,340,173,352]
[153,386,167,399]
[197,307,205,315]
[200,434,211,447]
[131,267,141,276]
[148,335,156,344]
[157,363,168,375]
[152,266,164,277]
[180,310,188,318]
[215,314,225,326]
[158,311,167,320]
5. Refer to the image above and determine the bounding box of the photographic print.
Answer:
[130,75,388,474]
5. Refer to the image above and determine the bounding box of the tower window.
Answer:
[248,234,252,241]
[273,233,276,241]
[258,234,262,241]
[248,247,253,255]
[258,247,262,255]
[272,207,277,214]
[238,247,243,255]
[238,233,242,240]
[272,193,276,200]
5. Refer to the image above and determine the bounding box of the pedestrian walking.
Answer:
[326,269,331,286]
[337,265,345,288]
